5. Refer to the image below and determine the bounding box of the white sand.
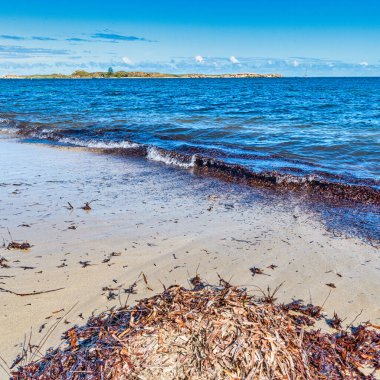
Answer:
[0,138,379,375]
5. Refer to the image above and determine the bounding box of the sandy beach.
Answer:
[0,137,379,376]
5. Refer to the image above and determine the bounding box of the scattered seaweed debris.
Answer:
[327,312,343,330]
[124,281,138,295]
[81,202,92,211]
[189,275,207,290]
[12,284,379,379]
[66,202,74,210]
[284,299,323,319]
[249,266,266,276]
[79,260,91,268]
[5,229,32,250]
[80,200,97,211]
[7,242,31,250]
[0,256,10,268]
[0,286,64,297]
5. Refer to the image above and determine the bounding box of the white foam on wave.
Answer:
[30,129,57,139]
[58,137,139,149]
[275,173,319,184]
[147,146,195,169]
[0,122,17,134]
[0,118,15,133]
[86,140,140,149]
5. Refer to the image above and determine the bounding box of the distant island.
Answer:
[1,69,282,79]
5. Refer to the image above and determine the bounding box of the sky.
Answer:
[0,0,379,76]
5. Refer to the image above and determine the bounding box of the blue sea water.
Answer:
[0,77,379,189]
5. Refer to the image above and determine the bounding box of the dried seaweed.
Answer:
[284,299,323,319]
[66,202,74,210]
[124,282,137,295]
[0,287,64,297]
[249,266,265,276]
[79,261,91,268]
[12,285,379,380]
[80,200,97,211]
[327,312,343,330]
[5,229,32,250]
[80,202,92,211]
[0,256,10,268]
[7,242,31,250]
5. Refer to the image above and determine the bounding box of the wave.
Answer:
[106,146,380,205]
[191,156,380,205]
[147,146,196,168]
[1,123,379,206]
[59,137,140,149]
[0,118,14,132]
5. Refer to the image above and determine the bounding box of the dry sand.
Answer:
[0,138,379,376]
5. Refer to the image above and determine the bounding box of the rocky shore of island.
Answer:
[1,70,282,79]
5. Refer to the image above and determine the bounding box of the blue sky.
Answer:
[0,0,379,76]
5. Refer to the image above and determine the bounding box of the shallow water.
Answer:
[0,78,379,189]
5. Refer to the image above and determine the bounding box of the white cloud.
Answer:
[229,55,240,64]
[291,59,300,67]
[195,55,204,63]
[2,55,380,77]
[122,56,134,65]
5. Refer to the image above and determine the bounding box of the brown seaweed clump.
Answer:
[7,242,31,250]
[12,285,380,380]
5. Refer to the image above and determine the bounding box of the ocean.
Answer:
[0,77,379,217]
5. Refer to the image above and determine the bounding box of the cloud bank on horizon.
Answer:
[0,0,379,76]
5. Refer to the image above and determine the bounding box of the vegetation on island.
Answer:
[2,68,282,79]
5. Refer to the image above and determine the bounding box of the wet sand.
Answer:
[0,138,379,375]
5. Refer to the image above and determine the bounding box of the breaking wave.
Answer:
[1,123,379,206]
[147,146,196,168]
[59,137,140,150]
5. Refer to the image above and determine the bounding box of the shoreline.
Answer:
[0,138,379,375]
[2,127,379,245]
[3,127,380,210]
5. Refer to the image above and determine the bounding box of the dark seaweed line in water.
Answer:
[3,126,380,206]
[5,120,380,187]
[106,145,380,206]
